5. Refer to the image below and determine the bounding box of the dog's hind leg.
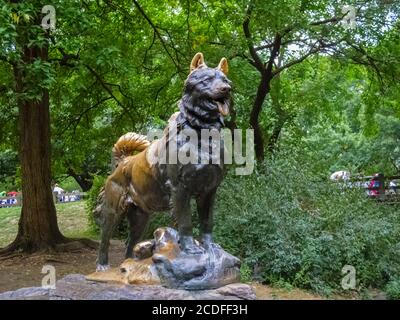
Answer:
[96,204,121,271]
[125,206,150,259]
[96,182,126,271]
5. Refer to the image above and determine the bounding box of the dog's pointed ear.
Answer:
[190,52,206,72]
[217,57,229,75]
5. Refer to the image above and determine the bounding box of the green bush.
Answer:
[86,175,106,236]
[385,279,400,299]
[239,263,252,283]
[58,176,82,192]
[213,149,400,296]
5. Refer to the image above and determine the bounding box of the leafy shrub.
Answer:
[385,279,400,299]
[0,149,18,191]
[58,176,82,192]
[86,175,106,236]
[240,263,252,283]
[213,149,400,295]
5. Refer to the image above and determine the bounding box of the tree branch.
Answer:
[273,48,319,76]
[72,96,113,134]
[242,4,265,73]
[228,52,257,68]
[345,40,384,85]
[266,33,282,76]
[56,47,80,67]
[132,0,183,75]
[84,64,136,123]
[309,16,342,26]
[273,36,348,76]
[254,42,274,51]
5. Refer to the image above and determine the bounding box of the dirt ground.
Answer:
[0,240,124,293]
[0,239,330,300]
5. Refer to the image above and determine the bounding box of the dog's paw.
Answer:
[96,264,110,272]
[201,233,217,250]
[182,244,205,255]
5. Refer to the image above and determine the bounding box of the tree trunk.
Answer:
[3,44,66,253]
[0,4,97,255]
[267,70,287,154]
[250,73,271,161]
[267,117,287,153]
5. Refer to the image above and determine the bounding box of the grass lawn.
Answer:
[0,201,95,248]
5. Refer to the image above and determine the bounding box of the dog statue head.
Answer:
[179,53,232,129]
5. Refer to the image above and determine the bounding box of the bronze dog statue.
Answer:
[94,53,231,271]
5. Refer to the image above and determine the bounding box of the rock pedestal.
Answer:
[0,227,254,300]
[88,227,241,290]
[0,274,256,300]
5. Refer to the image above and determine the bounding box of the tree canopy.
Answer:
[0,0,399,253]
[1,1,399,179]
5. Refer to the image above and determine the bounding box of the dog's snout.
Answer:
[218,84,231,93]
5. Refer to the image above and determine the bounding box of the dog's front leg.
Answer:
[173,186,203,255]
[196,189,217,250]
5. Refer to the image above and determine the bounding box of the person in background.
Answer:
[367,173,385,198]
[389,180,398,194]
[330,170,351,182]
[53,184,65,202]
[330,170,351,192]
[0,191,6,208]
[5,191,19,206]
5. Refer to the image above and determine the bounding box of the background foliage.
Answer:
[1,0,400,297]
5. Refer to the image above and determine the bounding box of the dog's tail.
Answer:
[112,132,150,167]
